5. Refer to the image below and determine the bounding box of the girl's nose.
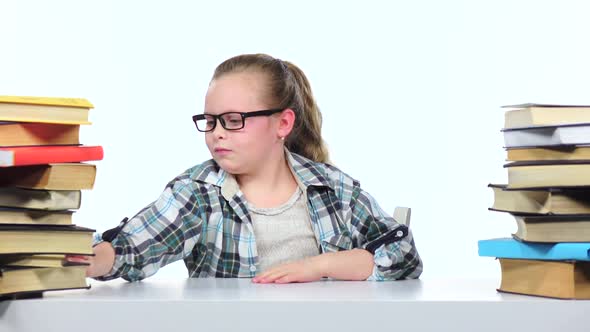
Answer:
[212,120,227,139]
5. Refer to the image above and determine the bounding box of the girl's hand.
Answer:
[65,242,116,278]
[252,255,325,284]
[252,249,374,284]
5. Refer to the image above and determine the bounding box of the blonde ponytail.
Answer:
[282,61,330,164]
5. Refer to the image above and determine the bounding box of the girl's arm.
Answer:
[68,178,206,282]
[347,187,423,281]
[253,185,422,283]
[317,248,374,280]
[252,248,374,284]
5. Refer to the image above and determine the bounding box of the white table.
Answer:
[1,278,588,332]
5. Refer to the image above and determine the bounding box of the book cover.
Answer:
[0,187,81,210]
[497,258,590,299]
[0,163,97,190]
[478,238,590,261]
[506,145,590,162]
[503,104,590,129]
[0,145,103,167]
[0,96,93,108]
[504,159,590,167]
[0,224,95,255]
[503,123,590,148]
[0,264,90,297]
[0,122,80,146]
[0,96,92,124]
[488,184,590,215]
[502,103,590,109]
[0,208,74,226]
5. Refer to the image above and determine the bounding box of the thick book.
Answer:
[0,265,89,297]
[0,224,94,255]
[0,254,76,268]
[478,238,590,261]
[0,187,81,210]
[503,103,590,129]
[505,160,590,189]
[0,122,79,147]
[0,163,97,190]
[512,214,590,242]
[507,145,590,161]
[489,184,590,214]
[503,123,590,148]
[0,208,73,226]
[497,258,590,299]
[0,95,93,125]
[0,145,103,167]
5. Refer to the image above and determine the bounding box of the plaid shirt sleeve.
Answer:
[348,186,423,281]
[92,178,205,282]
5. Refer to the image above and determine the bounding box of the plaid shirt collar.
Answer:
[190,148,334,202]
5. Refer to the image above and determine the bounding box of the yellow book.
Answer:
[507,146,590,161]
[503,103,590,129]
[0,254,69,268]
[498,259,590,299]
[506,160,590,189]
[489,184,590,214]
[0,96,93,108]
[0,265,89,297]
[0,225,94,255]
[0,163,97,190]
[0,95,93,125]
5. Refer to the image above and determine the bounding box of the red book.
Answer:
[0,146,103,167]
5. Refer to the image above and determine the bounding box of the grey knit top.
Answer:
[247,187,320,273]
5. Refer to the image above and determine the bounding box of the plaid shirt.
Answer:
[94,150,422,281]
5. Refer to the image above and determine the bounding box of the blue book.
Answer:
[478,238,590,261]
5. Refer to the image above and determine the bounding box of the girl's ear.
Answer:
[277,108,296,139]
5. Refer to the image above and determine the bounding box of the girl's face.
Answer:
[204,71,280,175]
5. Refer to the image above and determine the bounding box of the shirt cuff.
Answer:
[366,242,400,281]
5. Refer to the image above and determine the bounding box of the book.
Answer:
[503,124,590,148]
[0,254,73,268]
[0,187,81,210]
[507,145,590,161]
[0,225,94,255]
[0,122,79,146]
[478,238,590,261]
[0,163,97,190]
[503,103,590,129]
[0,208,73,225]
[489,184,590,214]
[497,258,590,299]
[0,95,93,125]
[505,160,590,189]
[512,214,590,242]
[0,265,89,297]
[0,145,103,167]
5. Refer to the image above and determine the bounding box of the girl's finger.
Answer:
[259,270,289,283]
[65,256,90,263]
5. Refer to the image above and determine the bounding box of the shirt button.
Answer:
[249,265,257,272]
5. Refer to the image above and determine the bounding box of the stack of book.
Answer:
[479,103,590,299]
[0,96,102,299]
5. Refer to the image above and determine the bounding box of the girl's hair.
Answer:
[212,53,330,164]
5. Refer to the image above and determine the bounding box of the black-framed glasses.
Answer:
[192,109,284,132]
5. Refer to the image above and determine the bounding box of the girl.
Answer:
[67,53,422,283]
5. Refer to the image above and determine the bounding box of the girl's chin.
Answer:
[215,159,242,174]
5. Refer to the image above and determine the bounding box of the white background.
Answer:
[2,0,590,280]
